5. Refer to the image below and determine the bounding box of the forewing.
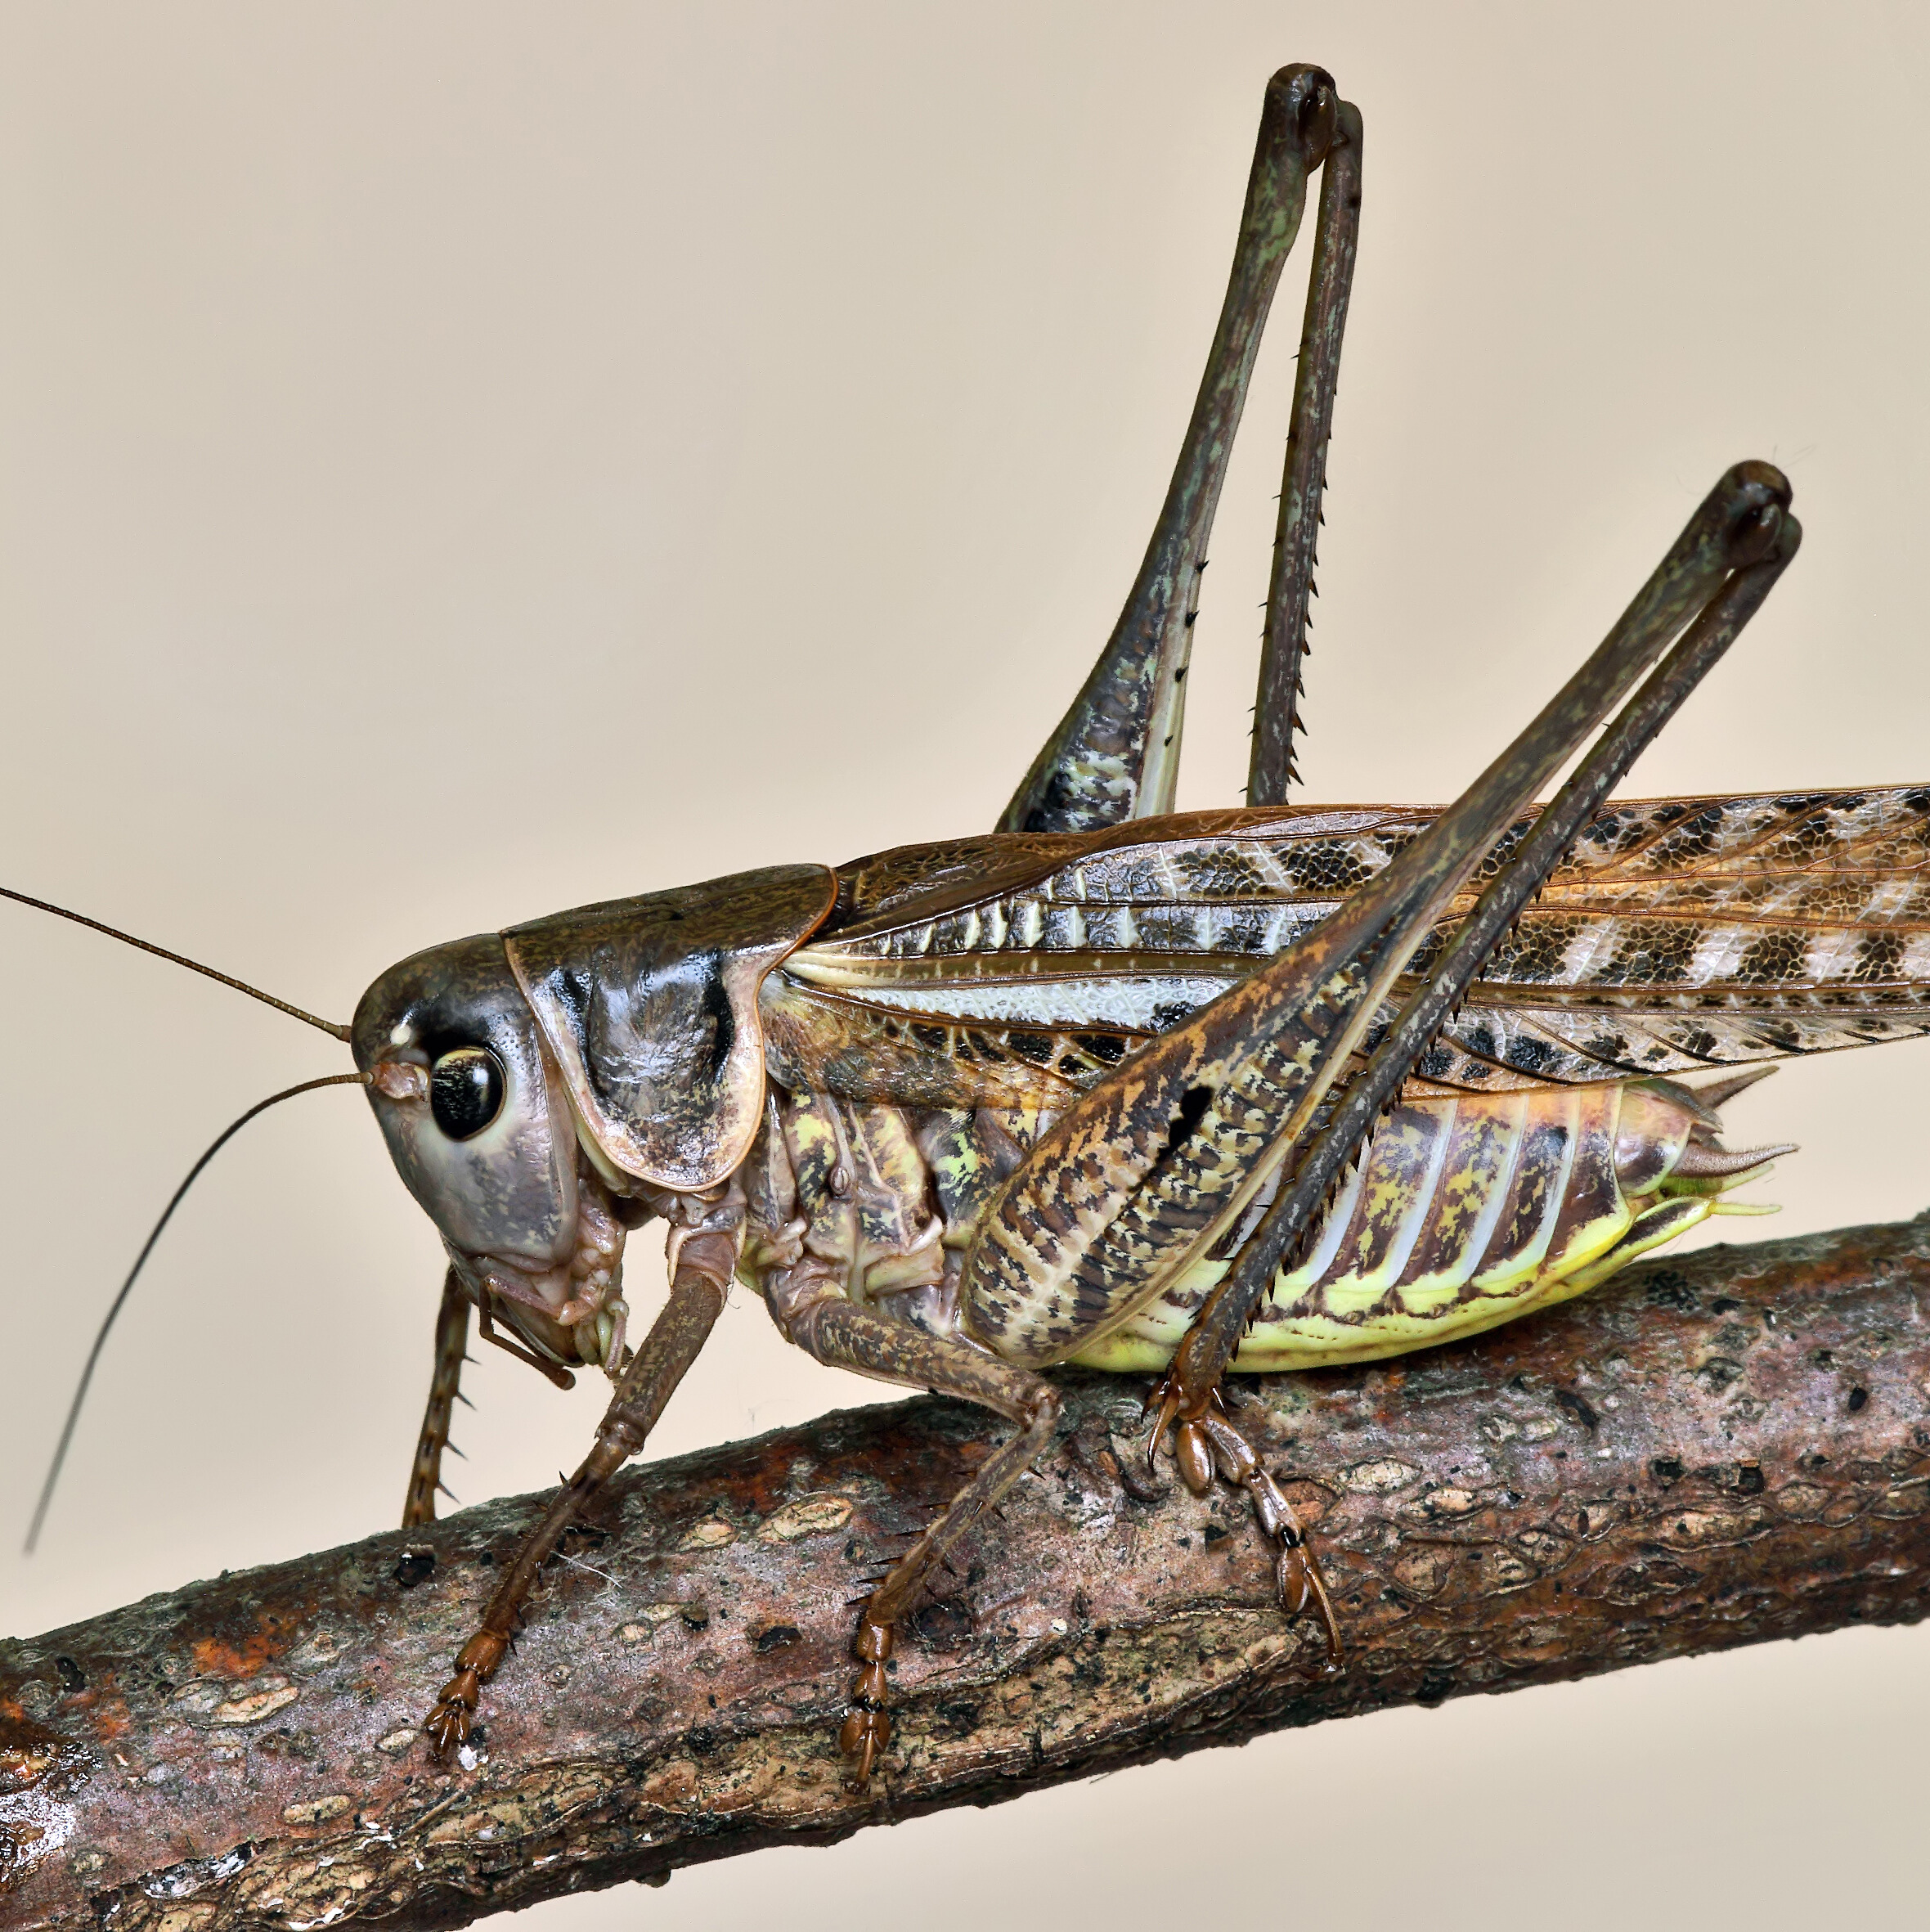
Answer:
[782,789,1930,1105]
[773,805,1411,1108]
[1418,786,1930,1085]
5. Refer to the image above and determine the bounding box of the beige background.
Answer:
[2,4,1927,1925]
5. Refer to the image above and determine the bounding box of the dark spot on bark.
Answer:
[752,1624,801,1652]
[1202,1523,1230,1546]
[909,1600,972,1651]
[1811,1348,1835,1368]
[1737,1465,1765,1494]
[1555,1390,1599,1432]
[394,1551,436,1589]
[53,1657,85,1694]
[1650,1457,1684,1487]
[679,1606,711,1632]
[1645,1269,1698,1312]
[1712,1296,1743,1314]
[1849,1386,1869,1413]
[936,1700,982,1737]
[1416,1666,1456,1708]
[686,1726,720,1757]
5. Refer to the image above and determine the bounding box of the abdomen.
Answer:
[738,1076,1773,1372]
[1068,1080,1756,1371]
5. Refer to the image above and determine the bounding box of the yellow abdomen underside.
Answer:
[1070,1082,1712,1372]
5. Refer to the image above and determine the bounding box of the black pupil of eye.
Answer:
[429,1047,505,1141]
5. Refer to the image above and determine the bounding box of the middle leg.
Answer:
[774,1292,1060,1788]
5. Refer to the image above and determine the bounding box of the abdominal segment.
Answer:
[1068,1079,1766,1372]
[737,1076,1779,1373]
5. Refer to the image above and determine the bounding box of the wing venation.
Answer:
[788,789,1930,1103]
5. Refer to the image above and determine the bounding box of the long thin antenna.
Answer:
[23,1070,371,1554]
[0,887,352,1041]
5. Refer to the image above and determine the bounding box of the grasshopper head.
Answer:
[352,935,581,1287]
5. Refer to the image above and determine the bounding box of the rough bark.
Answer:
[5,1217,1930,1930]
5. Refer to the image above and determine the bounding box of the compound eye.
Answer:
[429,1045,505,1141]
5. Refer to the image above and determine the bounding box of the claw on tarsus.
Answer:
[1277,1535,1344,1674]
[1142,1376,1186,1479]
[424,1681,476,1755]
[841,1618,895,1790]
[841,1705,889,1789]
[423,1628,507,1759]
[1151,1384,1347,1675]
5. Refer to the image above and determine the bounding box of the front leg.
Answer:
[422,1210,738,1753]
[401,1269,471,1528]
[772,1292,1059,1789]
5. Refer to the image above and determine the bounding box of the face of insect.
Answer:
[351,935,581,1290]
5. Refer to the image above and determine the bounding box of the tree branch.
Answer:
[6,1217,1930,1930]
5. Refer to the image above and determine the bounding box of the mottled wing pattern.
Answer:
[767,789,1930,1107]
[1419,785,1930,1086]
[766,806,1382,1108]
